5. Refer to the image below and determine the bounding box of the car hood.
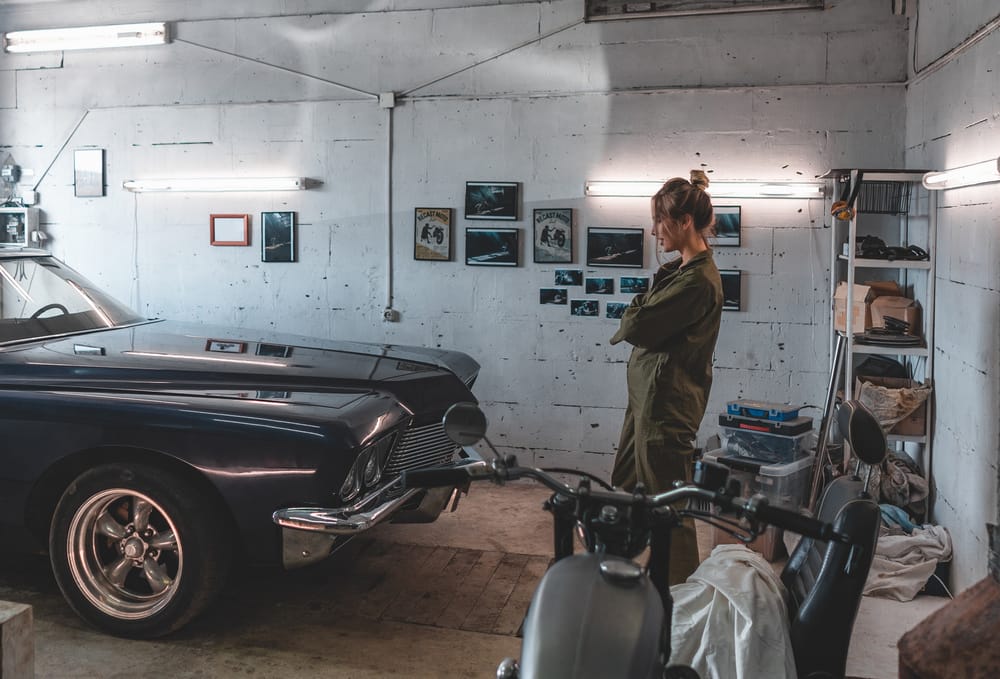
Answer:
[0,320,479,410]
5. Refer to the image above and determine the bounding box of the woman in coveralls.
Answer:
[610,170,723,585]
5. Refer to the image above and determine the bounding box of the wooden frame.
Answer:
[261,211,296,262]
[533,208,573,263]
[414,207,452,261]
[210,214,250,246]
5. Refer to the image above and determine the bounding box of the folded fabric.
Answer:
[864,523,952,601]
[670,545,796,679]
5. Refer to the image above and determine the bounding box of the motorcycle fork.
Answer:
[648,518,674,665]
[547,492,576,562]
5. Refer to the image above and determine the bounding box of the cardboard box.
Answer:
[833,280,903,333]
[855,375,929,437]
[711,517,785,562]
[871,295,921,335]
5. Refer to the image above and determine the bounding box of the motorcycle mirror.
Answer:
[442,402,488,446]
[836,400,887,467]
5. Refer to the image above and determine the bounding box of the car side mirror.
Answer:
[442,402,488,446]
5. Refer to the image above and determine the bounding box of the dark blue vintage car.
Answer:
[0,247,480,638]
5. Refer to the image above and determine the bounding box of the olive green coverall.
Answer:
[610,249,722,585]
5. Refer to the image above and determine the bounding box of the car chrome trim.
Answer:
[274,486,423,536]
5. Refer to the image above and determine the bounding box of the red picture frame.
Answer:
[210,214,250,246]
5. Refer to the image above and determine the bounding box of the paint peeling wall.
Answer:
[0,1,906,480]
[904,1,1000,592]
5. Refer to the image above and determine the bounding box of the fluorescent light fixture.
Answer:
[922,157,1000,190]
[3,23,169,53]
[123,177,308,193]
[584,180,824,199]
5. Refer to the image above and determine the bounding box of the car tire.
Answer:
[49,462,232,638]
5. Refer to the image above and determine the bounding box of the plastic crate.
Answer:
[703,450,814,509]
[720,426,813,465]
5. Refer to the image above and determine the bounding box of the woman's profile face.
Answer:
[650,199,688,253]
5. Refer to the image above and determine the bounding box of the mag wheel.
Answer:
[50,463,231,638]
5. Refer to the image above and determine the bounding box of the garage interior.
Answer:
[0,1,997,677]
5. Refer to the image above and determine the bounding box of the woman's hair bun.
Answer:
[689,169,710,190]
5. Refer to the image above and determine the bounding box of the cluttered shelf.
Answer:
[837,255,932,270]
[851,343,928,357]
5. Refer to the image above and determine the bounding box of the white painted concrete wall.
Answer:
[0,3,906,484]
[904,1,1000,592]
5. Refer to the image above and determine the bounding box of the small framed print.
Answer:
[74,148,105,197]
[465,181,519,220]
[711,205,741,247]
[540,288,568,305]
[533,208,573,263]
[414,207,452,261]
[256,343,293,358]
[465,227,519,266]
[586,227,644,268]
[210,214,250,246]
[720,269,742,311]
[261,211,296,262]
[206,339,246,353]
[619,276,650,294]
[570,299,599,317]
[555,269,583,286]
[606,302,628,319]
[585,277,614,294]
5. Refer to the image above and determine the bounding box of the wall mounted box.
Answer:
[0,207,40,246]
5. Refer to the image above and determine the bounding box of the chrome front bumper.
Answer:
[272,473,466,569]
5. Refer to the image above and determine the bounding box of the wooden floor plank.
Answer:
[397,547,483,626]
[460,553,529,633]
[435,550,505,630]
[492,555,549,635]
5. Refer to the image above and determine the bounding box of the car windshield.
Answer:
[0,254,147,343]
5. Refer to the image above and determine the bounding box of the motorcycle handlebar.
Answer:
[400,459,843,543]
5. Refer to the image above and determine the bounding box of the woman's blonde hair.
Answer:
[652,170,715,237]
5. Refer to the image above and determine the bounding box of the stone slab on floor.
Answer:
[0,600,33,679]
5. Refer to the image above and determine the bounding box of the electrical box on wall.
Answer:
[0,207,40,246]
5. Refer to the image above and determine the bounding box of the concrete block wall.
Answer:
[0,2,907,478]
[904,1,1000,592]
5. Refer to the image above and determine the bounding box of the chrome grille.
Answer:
[384,420,459,476]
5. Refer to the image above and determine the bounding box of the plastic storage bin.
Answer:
[720,426,812,464]
[703,450,814,509]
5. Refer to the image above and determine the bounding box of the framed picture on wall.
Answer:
[710,205,741,247]
[555,269,583,286]
[570,299,599,317]
[74,148,105,198]
[261,211,296,262]
[539,288,568,305]
[464,182,519,220]
[533,208,573,263]
[720,269,742,311]
[210,214,250,246]
[586,227,644,268]
[619,276,650,293]
[465,227,519,266]
[585,277,614,294]
[606,302,628,319]
[414,207,452,261]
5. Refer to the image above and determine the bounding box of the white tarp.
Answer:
[669,544,797,679]
[864,524,952,601]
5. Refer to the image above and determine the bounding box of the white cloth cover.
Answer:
[863,524,952,601]
[669,544,796,679]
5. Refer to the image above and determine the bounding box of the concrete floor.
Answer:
[0,481,948,679]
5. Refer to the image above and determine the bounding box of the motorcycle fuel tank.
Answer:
[518,552,665,679]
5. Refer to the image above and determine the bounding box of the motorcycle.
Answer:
[403,401,886,679]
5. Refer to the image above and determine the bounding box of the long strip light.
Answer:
[585,180,825,199]
[123,177,308,193]
[3,23,169,53]
[922,157,1000,190]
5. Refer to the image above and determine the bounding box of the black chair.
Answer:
[781,400,888,679]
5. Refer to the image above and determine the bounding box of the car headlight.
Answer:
[339,433,396,502]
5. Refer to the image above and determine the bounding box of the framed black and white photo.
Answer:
[539,288,568,305]
[465,182,519,220]
[720,269,742,311]
[710,205,741,247]
[619,276,650,294]
[465,227,519,266]
[586,227,644,268]
[555,269,583,286]
[414,207,452,261]
[570,299,599,317]
[585,277,614,294]
[533,208,573,263]
[256,343,293,358]
[261,211,296,263]
[606,302,628,319]
[206,339,246,354]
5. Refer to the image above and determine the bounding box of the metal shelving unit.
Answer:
[825,169,937,450]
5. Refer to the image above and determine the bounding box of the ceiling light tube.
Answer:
[585,180,824,199]
[3,23,169,53]
[123,177,308,193]
[922,157,1000,190]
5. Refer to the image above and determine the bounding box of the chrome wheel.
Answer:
[66,488,183,621]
